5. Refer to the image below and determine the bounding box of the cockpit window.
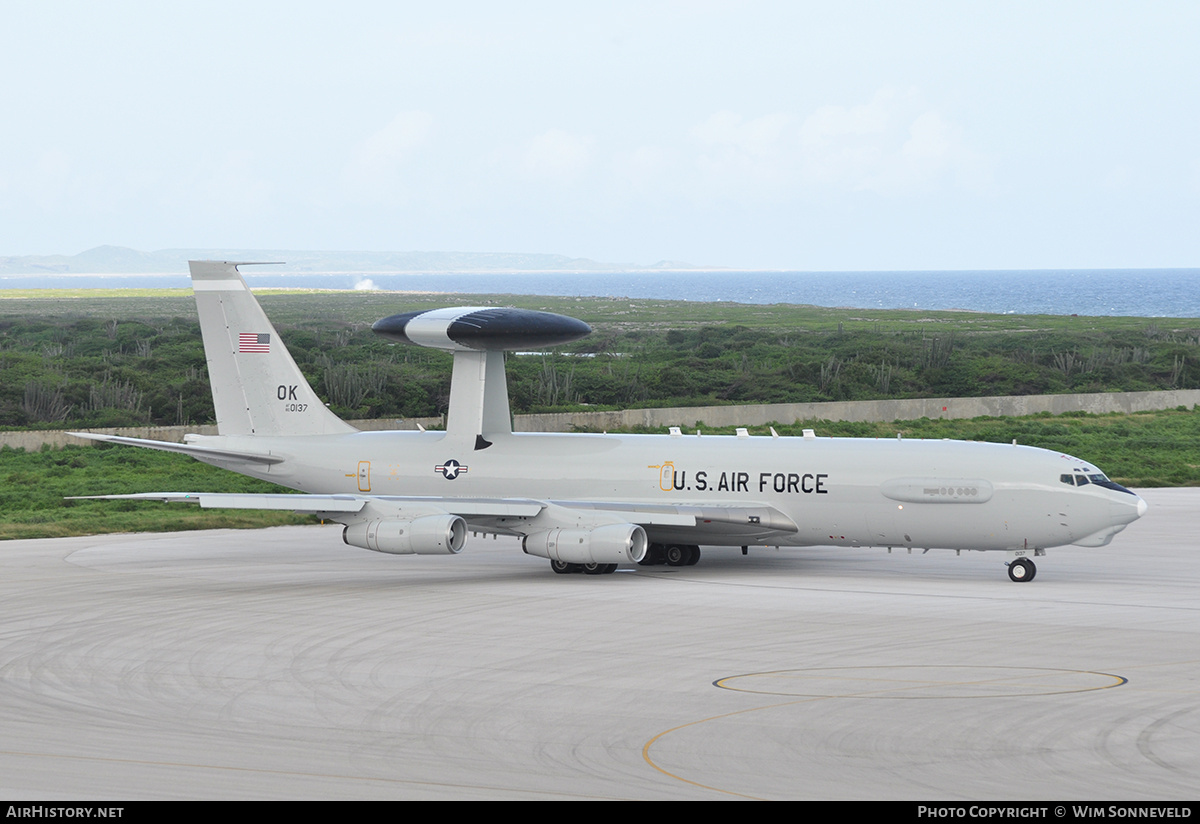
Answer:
[1060,474,1075,485]
[1071,469,1135,495]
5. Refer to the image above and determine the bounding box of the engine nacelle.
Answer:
[343,515,466,555]
[522,523,648,565]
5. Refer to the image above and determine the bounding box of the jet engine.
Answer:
[522,523,648,565]
[343,515,467,555]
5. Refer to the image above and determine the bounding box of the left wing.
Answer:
[71,492,542,519]
[71,492,798,544]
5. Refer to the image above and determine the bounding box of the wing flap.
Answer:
[549,499,798,534]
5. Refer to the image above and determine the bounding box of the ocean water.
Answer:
[3,269,1198,318]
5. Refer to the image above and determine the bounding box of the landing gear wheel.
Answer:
[1007,557,1036,582]
[550,560,574,574]
[582,563,605,575]
[685,546,701,566]
[639,544,665,566]
[664,545,689,566]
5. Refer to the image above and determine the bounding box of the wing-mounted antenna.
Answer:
[373,307,591,450]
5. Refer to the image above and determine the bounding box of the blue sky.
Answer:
[2,1,1197,269]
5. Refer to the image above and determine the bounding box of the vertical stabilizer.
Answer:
[190,260,356,436]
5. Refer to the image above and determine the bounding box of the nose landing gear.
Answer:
[1006,557,1037,582]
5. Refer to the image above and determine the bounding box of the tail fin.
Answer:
[190,260,355,436]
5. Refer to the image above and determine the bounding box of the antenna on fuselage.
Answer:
[372,306,591,450]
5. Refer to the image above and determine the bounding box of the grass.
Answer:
[0,444,313,540]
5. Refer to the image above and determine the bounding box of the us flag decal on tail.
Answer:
[238,332,271,353]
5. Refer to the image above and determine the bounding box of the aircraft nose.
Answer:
[1112,492,1147,526]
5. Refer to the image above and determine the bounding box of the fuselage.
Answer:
[193,429,1145,553]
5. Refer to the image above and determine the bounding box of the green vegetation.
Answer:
[0,289,1197,428]
[0,443,312,540]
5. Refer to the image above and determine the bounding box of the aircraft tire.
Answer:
[638,544,665,566]
[551,560,574,574]
[582,563,606,575]
[664,545,689,566]
[685,546,701,566]
[1007,558,1036,582]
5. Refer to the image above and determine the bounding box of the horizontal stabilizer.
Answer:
[68,432,283,465]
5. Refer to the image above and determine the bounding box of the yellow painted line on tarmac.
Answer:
[644,666,1129,797]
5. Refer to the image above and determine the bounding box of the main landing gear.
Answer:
[1006,557,1037,582]
[548,543,701,574]
[638,543,701,567]
[550,560,617,575]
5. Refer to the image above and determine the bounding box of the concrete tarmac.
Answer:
[0,488,1196,800]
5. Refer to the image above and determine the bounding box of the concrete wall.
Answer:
[513,389,1200,432]
[6,388,1197,450]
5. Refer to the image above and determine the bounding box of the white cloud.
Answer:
[609,144,678,197]
[343,111,435,196]
[521,129,594,182]
[692,110,796,156]
[689,111,799,199]
[17,149,74,211]
[678,91,989,204]
[195,149,273,216]
[796,88,991,195]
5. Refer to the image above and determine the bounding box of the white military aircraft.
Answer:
[73,261,1146,582]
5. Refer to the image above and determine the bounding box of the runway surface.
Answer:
[0,488,1196,800]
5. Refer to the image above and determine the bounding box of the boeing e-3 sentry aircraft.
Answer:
[73,261,1146,582]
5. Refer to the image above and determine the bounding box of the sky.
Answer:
[1,1,1198,270]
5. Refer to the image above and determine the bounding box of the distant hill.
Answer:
[0,246,706,275]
